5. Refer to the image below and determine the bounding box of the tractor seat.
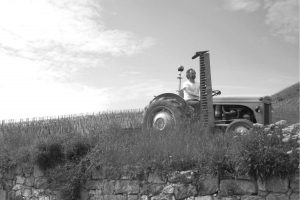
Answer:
[186,99,200,106]
[185,99,201,113]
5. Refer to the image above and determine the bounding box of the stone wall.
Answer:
[0,166,299,200]
[0,165,57,200]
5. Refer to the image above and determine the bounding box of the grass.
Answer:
[0,110,143,169]
[272,82,299,124]
[0,83,298,170]
[0,83,299,199]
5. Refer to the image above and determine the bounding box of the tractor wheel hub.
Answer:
[234,126,249,134]
[153,111,173,131]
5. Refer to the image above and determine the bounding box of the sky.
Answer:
[0,0,298,120]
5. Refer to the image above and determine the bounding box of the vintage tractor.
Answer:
[142,51,272,133]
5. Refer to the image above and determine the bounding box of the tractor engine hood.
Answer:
[213,96,272,104]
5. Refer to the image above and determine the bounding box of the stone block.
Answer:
[167,170,196,184]
[241,195,264,200]
[85,180,102,190]
[162,184,176,194]
[103,180,116,195]
[7,191,16,200]
[140,183,164,196]
[16,176,25,185]
[92,168,105,180]
[12,184,23,191]
[197,175,218,195]
[85,180,115,194]
[220,179,256,196]
[32,189,44,197]
[4,180,13,190]
[34,177,48,188]
[25,177,34,187]
[128,195,138,200]
[148,172,165,184]
[194,196,214,200]
[257,190,268,197]
[140,195,149,200]
[22,188,32,197]
[49,195,56,200]
[150,194,175,200]
[80,189,89,200]
[290,193,300,200]
[220,197,238,200]
[15,190,22,197]
[268,177,289,193]
[102,167,122,180]
[120,165,146,181]
[265,193,289,200]
[114,180,140,194]
[38,196,50,200]
[173,184,197,200]
[287,189,293,197]
[290,173,299,193]
[33,165,44,178]
[185,197,195,200]
[0,190,6,200]
[23,166,33,177]
[90,194,127,200]
[53,191,63,200]
[258,177,289,193]
[89,190,100,198]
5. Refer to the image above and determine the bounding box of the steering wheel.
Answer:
[212,90,221,96]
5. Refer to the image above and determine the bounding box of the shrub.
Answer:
[46,161,88,200]
[233,123,299,180]
[66,139,91,162]
[35,141,64,171]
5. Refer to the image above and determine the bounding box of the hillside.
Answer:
[272,82,299,124]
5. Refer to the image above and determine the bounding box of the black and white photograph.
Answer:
[0,0,298,200]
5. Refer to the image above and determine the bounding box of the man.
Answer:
[182,68,200,101]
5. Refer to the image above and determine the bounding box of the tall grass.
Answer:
[272,97,299,124]
[272,82,299,124]
[0,110,143,168]
[0,106,299,200]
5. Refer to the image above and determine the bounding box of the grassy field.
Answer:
[272,82,299,124]
[0,82,298,167]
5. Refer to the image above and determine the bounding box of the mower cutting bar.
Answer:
[197,52,214,129]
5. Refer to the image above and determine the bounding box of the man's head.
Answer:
[186,68,196,81]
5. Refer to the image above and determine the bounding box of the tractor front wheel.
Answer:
[142,100,185,132]
[225,119,253,134]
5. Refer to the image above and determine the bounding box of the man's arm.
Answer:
[182,85,199,99]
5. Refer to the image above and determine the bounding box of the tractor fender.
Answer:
[148,93,187,108]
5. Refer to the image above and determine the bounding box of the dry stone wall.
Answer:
[0,166,299,200]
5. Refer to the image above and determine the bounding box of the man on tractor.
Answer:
[181,68,201,114]
[182,68,200,101]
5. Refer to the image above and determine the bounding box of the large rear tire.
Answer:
[225,119,253,134]
[142,100,185,132]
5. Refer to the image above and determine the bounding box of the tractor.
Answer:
[142,51,272,133]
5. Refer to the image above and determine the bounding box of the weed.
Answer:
[233,124,299,180]
[35,141,64,171]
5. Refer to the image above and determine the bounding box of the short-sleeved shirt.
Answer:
[182,80,200,100]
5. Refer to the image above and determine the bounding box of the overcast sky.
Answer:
[0,0,298,120]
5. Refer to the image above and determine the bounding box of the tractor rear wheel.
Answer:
[142,100,185,132]
[225,119,253,134]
